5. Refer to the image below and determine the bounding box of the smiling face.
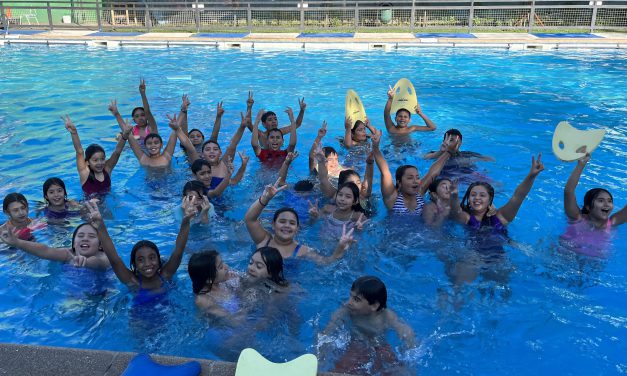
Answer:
[87,151,106,173]
[73,225,100,257]
[336,186,357,210]
[272,211,298,242]
[346,289,378,315]
[202,142,222,163]
[134,246,160,278]
[5,202,29,227]
[189,130,204,146]
[395,109,411,128]
[193,165,212,188]
[247,251,269,279]
[144,137,162,157]
[267,130,284,151]
[352,122,367,142]
[468,185,492,214]
[587,191,613,222]
[398,167,421,195]
[132,108,147,127]
[45,184,66,208]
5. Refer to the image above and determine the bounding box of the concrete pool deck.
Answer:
[0,343,350,376]
[2,29,627,50]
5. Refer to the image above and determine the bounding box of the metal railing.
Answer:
[1,0,626,33]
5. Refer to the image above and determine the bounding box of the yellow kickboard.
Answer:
[235,348,318,376]
[552,121,605,161]
[345,89,367,123]
[390,78,419,114]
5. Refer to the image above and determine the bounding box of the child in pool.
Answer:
[1,193,45,241]
[188,250,240,319]
[181,180,214,224]
[383,85,436,135]
[422,178,452,227]
[244,179,355,264]
[40,177,82,220]
[86,197,196,292]
[63,115,129,198]
[321,276,416,376]
[308,182,369,236]
[190,159,233,198]
[250,97,306,149]
[0,219,109,269]
[343,116,376,149]
[449,153,544,232]
[177,94,208,153]
[251,107,297,166]
[308,121,345,178]
[372,129,457,215]
[131,78,158,141]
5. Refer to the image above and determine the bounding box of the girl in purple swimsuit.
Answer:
[63,115,130,198]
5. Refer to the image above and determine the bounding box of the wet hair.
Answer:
[84,144,107,181]
[351,120,365,134]
[267,128,284,140]
[394,165,419,189]
[129,240,162,275]
[336,182,362,212]
[3,193,28,213]
[188,128,205,139]
[188,250,220,294]
[460,182,495,214]
[43,177,68,204]
[338,169,360,187]
[201,139,221,153]
[131,106,144,118]
[428,178,451,202]
[273,207,300,227]
[261,111,277,124]
[582,188,613,215]
[255,247,287,286]
[182,180,205,198]
[70,223,100,254]
[351,276,387,311]
[323,146,338,158]
[395,108,411,118]
[145,133,163,145]
[191,159,212,175]
[444,128,463,142]
[294,180,314,192]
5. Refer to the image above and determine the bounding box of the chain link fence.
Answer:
[1,0,626,33]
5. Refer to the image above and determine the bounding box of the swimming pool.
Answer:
[0,45,625,375]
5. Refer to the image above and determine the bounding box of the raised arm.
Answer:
[161,196,196,279]
[498,153,544,223]
[124,120,148,162]
[223,111,250,162]
[301,224,355,265]
[295,97,306,128]
[418,135,457,195]
[251,115,262,157]
[244,180,287,244]
[309,122,327,172]
[383,85,397,133]
[409,103,436,132]
[105,128,130,174]
[362,151,374,198]
[343,116,355,148]
[612,205,627,227]
[207,159,233,198]
[209,101,224,142]
[108,99,128,132]
[139,78,158,134]
[178,94,191,134]
[371,129,397,208]
[87,200,137,286]
[448,179,470,224]
[168,113,199,161]
[62,115,89,184]
[278,151,298,186]
[230,151,249,185]
[564,154,589,221]
[285,107,297,153]
[315,147,337,198]
[0,227,73,263]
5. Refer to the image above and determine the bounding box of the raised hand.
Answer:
[199,195,212,215]
[85,199,103,229]
[139,78,146,94]
[308,199,320,218]
[387,85,395,99]
[443,134,460,153]
[238,151,250,165]
[225,156,235,175]
[354,213,369,231]
[181,94,191,111]
[298,97,306,111]
[261,178,288,203]
[317,121,328,139]
[121,118,133,135]
[338,224,356,251]
[217,101,224,117]
[246,91,254,107]
[449,179,459,196]
[255,109,265,123]
[345,116,353,130]
[61,115,77,134]
[285,107,295,122]
[285,150,299,162]
[577,152,591,166]
[108,99,120,115]
[166,113,180,131]
[314,147,327,164]
[414,103,422,114]
[182,195,198,219]
[364,117,371,127]
[371,129,382,149]
[529,152,544,177]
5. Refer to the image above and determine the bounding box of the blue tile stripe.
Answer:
[532,33,602,38]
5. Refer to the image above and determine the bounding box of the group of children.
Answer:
[0,79,625,374]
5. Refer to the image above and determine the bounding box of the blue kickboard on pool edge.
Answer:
[193,33,249,38]
[416,33,476,38]
[88,31,145,37]
[122,353,201,376]
[297,33,355,38]
[532,33,602,38]
[1,29,47,35]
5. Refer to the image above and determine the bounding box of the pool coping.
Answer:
[0,343,350,376]
[2,30,627,50]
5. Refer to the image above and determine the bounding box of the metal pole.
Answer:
[299,0,304,34]
[590,1,598,33]
[247,3,251,33]
[354,2,358,31]
[528,0,536,33]
[96,0,102,31]
[194,0,200,33]
[410,0,415,33]
[47,1,53,30]
[468,0,474,33]
[145,2,151,31]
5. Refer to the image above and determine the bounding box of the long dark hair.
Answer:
[84,144,106,181]
[256,247,288,287]
[188,250,220,294]
[582,188,612,214]
[43,177,68,204]
[336,182,363,213]
[129,240,162,275]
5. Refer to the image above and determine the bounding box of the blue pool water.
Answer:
[0,45,626,375]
